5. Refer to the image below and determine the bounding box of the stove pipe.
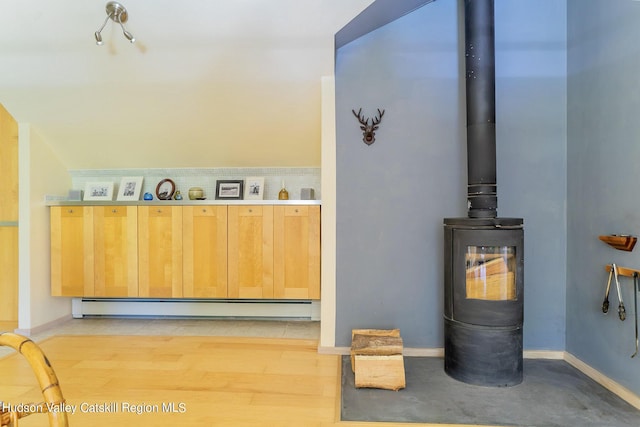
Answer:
[465,0,497,219]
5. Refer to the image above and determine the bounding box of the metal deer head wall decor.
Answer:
[352,108,385,145]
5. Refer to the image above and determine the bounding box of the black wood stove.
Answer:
[443,0,524,387]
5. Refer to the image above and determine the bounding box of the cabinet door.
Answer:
[228,205,273,298]
[0,103,18,328]
[138,206,183,298]
[0,226,18,329]
[183,206,228,298]
[94,206,138,297]
[0,103,18,222]
[274,206,320,299]
[50,206,95,296]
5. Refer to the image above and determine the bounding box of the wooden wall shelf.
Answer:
[599,235,637,252]
[605,264,640,278]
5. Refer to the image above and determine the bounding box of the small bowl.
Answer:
[188,187,204,200]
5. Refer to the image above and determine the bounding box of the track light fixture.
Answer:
[95,1,135,45]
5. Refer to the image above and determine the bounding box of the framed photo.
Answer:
[116,176,144,201]
[244,177,265,200]
[83,182,114,201]
[156,178,176,200]
[216,180,244,200]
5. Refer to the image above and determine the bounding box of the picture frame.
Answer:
[83,181,114,201]
[156,178,176,200]
[116,176,144,201]
[244,176,265,200]
[216,180,244,200]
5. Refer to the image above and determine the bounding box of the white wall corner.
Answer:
[14,313,73,337]
[17,123,31,330]
[320,75,337,349]
[20,125,73,331]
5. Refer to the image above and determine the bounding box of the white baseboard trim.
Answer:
[404,347,445,357]
[318,346,446,357]
[400,349,564,358]
[524,350,565,359]
[319,347,564,359]
[14,314,73,337]
[72,298,320,320]
[564,352,640,410]
[318,346,350,355]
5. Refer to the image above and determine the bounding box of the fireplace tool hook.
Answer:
[602,268,613,313]
[632,273,639,358]
[603,264,639,357]
[613,264,626,321]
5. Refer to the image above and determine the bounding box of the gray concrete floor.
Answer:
[341,356,640,426]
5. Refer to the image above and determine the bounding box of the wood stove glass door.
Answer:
[466,245,516,301]
[452,228,523,326]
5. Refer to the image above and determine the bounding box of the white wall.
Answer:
[320,76,337,348]
[18,124,72,332]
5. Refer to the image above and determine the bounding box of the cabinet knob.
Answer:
[157,209,162,214]
[112,209,117,213]
[295,209,299,213]
[249,209,253,213]
[202,209,207,213]
[68,209,73,214]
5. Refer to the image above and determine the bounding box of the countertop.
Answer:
[46,199,321,206]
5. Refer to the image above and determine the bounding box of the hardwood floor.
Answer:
[0,333,483,427]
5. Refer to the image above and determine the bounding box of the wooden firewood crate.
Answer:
[350,329,405,391]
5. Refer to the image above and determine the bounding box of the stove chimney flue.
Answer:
[465,0,497,219]
[443,0,524,388]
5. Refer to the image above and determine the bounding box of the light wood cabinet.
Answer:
[138,206,183,298]
[228,205,274,298]
[274,205,320,299]
[0,226,18,328]
[50,203,320,301]
[183,205,227,298]
[50,206,95,296]
[51,206,137,297]
[0,103,18,222]
[0,103,19,329]
[94,206,138,297]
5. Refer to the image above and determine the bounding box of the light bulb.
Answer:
[123,30,135,43]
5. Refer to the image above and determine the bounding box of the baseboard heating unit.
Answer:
[72,298,321,320]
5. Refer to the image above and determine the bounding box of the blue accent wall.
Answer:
[567,0,640,396]
[335,0,567,352]
[336,0,465,348]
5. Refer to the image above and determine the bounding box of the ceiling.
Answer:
[0,0,374,169]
